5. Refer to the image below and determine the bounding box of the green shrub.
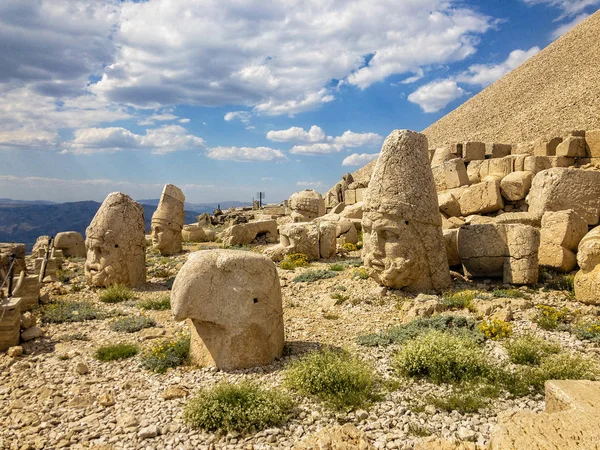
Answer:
[330,292,349,305]
[99,284,135,303]
[280,253,309,270]
[572,320,600,343]
[280,260,296,270]
[292,270,338,283]
[141,333,190,373]
[357,315,482,347]
[342,243,358,252]
[329,263,345,272]
[533,305,571,330]
[110,316,156,333]
[352,268,369,280]
[505,334,561,366]
[59,332,89,342]
[427,383,499,414]
[393,330,492,384]
[138,295,171,311]
[530,353,598,392]
[344,258,363,268]
[546,273,575,293]
[183,382,294,434]
[95,343,139,361]
[41,301,105,324]
[284,348,378,410]
[407,423,430,437]
[441,290,478,312]
[492,289,529,299]
[478,319,513,340]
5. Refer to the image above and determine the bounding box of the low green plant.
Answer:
[183,381,294,434]
[407,423,430,437]
[505,334,561,366]
[95,343,139,361]
[99,284,135,303]
[393,330,492,384]
[441,290,478,312]
[545,273,575,294]
[57,268,71,283]
[492,289,529,299]
[59,332,89,342]
[530,352,598,392]
[331,292,349,305]
[342,243,358,252]
[572,320,600,343]
[138,295,171,311]
[284,348,379,410]
[329,263,345,272]
[141,333,190,373]
[110,316,156,333]
[357,315,482,347]
[280,253,309,270]
[280,260,296,270]
[41,301,105,324]
[427,383,499,414]
[322,313,339,320]
[352,268,369,280]
[344,258,363,268]
[533,305,571,330]
[292,269,338,283]
[478,319,513,340]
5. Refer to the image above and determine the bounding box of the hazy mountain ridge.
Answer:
[137,199,250,213]
[0,200,199,251]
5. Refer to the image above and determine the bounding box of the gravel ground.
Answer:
[1,243,599,450]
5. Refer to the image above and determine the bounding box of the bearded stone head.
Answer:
[151,184,185,256]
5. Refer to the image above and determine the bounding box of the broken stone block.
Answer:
[541,210,588,250]
[0,297,22,352]
[523,156,551,174]
[556,135,587,157]
[533,137,562,156]
[512,142,534,155]
[443,229,460,267]
[438,192,461,217]
[500,171,533,201]
[586,129,600,158]
[486,143,512,159]
[458,180,504,216]
[221,220,278,246]
[462,141,486,162]
[54,231,86,258]
[494,212,541,227]
[432,158,470,191]
[430,146,455,166]
[466,160,484,184]
[12,272,40,312]
[548,156,575,167]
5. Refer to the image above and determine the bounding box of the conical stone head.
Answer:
[362,130,450,292]
[85,192,146,287]
[151,184,185,255]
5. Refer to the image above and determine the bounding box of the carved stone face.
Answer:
[85,231,123,287]
[151,219,181,255]
[362,211,426,289]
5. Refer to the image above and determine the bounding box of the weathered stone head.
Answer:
[289,189,326,222]
[85,192,146,287]
[151,184,185,255]
[171,249,284,370]
[575,226,600,305]
[362,130,450,292]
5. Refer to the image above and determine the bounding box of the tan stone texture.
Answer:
[528,168,600,225]
[438,192,461,217]
[171,249,284,370]
[556,135,587,157]
[486,143,512,159]
[54,231,86,258]
[289,189,326,222]
[533,137,562,156]
[151,184,185,256]
[221,220,278,246]
[181,224,207,242]
[431,158,470,191]
[294,424,374,450]
[586,129,600,158]
[85,192,146,287]
[0,297,22,352]
[575,226,600,304]
[362,130,450,292]
[462,141,485,162]
[500,171,532,201]
[457,180,504,216]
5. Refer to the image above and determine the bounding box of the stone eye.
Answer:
[253,298,259,303]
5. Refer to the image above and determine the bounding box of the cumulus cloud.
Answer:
[206,146,286,162]
[456,47,541,87]
[342,153,380,166]
[408,80,466,113]
[334,131,382,148]
[137,112,180,126]
[61,125,206,155]
[521,0,600,18]
[552,13,591,38]
[224,111,252,124]
[266,126,326,143]
[88,0,493,116]
[296,181,326,189]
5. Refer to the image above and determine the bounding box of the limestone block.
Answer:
[171,250,284,370]
[575,226,600,304]
[586,129,600,158]
[181,224,207,242]
[54,232,86,258]
[0,244,26,280]
[432,158,470,191]
[490,380,600,450]
[512,142,534,155]
[500,171,532,201]
[438,192,461,217]
[486,143,512,159]
[458,224,539,285]
[340,202,363,220]
[541,210,588,250]
[556,135,587,157]
[355,188,366,203]
[528,168,600,225]
[221,220,278,246]
[488,157,514,179]
[533,137,562,156]
[0,297,22,352]
[462,141,486,162]
[548,156,575,167]
[151,184,185,256]
[430,146,455,166]
[12,272,40,311]
[443,229,460,267]
[539,244,577,273]
[345,189,357,205]
[275,222,320,261]
[524,156,551,174]
[458,180,504,216]
[512,154,527,172]
[494,212,541,227]
[318,220,337,260]
[294,424,374,450]
[466,160,484,184]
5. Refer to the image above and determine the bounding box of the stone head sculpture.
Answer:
[171,249,284,370]
[85,192,146,287]
[289,189,326,222]
[362,130,450,292]
[151,184,185,256]
[575,226,600,305]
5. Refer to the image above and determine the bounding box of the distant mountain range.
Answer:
[0,198,248,252]
[137,199,249,214]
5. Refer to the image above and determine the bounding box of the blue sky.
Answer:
[0,0,598,204]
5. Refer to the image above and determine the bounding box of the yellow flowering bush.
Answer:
[533,305,571,330]
[280,253,309,270]
[141,333,190,373]
[478,319,513,340]
[572,320,600,343]
[342,243,358,252]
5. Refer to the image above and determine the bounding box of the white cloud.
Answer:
[552,13,590,38]
[342,153,380,166]
[224,111,252,124]
[290,143,341,155]
[261,177,273,181]
[266,125,326,143]
[334,131,382,148]
[521,0,600,18]
[87,0,493,116]
[206,146,286,162]
[296,181,325,189]
[408,80,466,113]
[456,47,540,87]
[179,118,191,124]
[61,125,206,155]
[137,112,180,126]
[0,130,59,150]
